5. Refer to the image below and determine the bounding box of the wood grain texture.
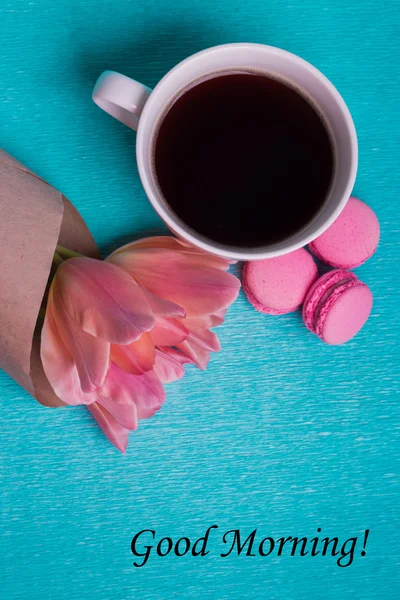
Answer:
[0,1,399,598]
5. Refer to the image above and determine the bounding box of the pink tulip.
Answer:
[41,237,240,452]
[107,237,240,369]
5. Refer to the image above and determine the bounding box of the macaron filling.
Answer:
[303,270,357,333]
[313,277,357,337]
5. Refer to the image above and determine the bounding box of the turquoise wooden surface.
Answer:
[1,1,399,598]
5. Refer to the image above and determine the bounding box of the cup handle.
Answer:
[92,71,152,130]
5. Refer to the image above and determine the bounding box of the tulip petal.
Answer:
[87,402,130,453]
[54,257,155,344]
[97,363,165,421]
[96,365,139,430]
[110,333,155,375]
[188,312,226,330]
[144,290,185,318]
[154,347,194,383]
[96,396,138,432]
[108,249,241,317]
[185,323,221,352]
[176,339,211,370]
[157,346,194,365]
[181,311,226,331]
[52,300,110,393]
[132,369,166,419]
[110,236,235,270]
[211,309,227,326]
[41,308,97,406]
[150,317,188,347]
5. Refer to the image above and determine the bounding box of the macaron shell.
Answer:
[243,249,318,314]
[319,283,373,345]
[309,197,380,269]
[302,269,357,333]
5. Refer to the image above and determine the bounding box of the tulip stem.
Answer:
[53,252,64,267]
[56,244,83,260]
[34,306,47,334]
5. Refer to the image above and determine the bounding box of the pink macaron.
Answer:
[243,248,318,315]
[302,269,373,344]
[309,196,380,269]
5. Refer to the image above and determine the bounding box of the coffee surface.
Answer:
[154,72,334,247]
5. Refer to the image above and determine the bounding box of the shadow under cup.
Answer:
[136,44,357,260]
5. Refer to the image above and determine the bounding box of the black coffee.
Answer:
[153,72,334,247]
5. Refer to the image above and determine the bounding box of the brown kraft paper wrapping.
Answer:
[0,149,99,407]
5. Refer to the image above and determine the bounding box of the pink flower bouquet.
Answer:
[0,151,240,452]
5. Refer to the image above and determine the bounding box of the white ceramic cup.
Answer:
[93,43,357,260]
